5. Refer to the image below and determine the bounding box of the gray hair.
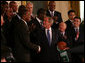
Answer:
[26,1,33,6]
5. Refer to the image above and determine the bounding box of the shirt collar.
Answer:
[21,19,27,25]
[61,31,65,35]
[49,10,55,15]
[74,27,79,31]
[49,10,55,13]
[69,19,74,23]
[36,17,42,24]
[46,27,51,31]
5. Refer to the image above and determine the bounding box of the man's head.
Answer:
[26,2,33,15]
[9,1,18,12]
[6,8,13,19]
[68,10,76,20]
[59,22,67,32]
[1,1,8,14]
[43,17,53,29]
[18,5,30,21]
[37,8,46,21]
[73,17,81,28]
[48,1,56,12]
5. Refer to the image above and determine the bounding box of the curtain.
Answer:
[70,1,80,17]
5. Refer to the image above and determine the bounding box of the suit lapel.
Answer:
[48,10,51,17]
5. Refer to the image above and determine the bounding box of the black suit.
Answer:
[68,25,84,62]
[29,18,46,62]
[7,14,21,49]
[1,28,7,48]
[28,18,43,32]
[57,30,73,48]
[65,19,74,33]
[30,27,60,62]
[72,25,84,47]
[10,19,39,62]
[65,20,75,45]
[46,10,62,23]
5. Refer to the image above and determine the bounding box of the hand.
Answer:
[1,58,7,62]
[63,47,70,50]
[37,46,41,53]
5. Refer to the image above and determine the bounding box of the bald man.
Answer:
[58,22,73,48]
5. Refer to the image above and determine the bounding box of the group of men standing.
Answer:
[1,1,84,62]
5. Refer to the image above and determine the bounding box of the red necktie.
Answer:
[75,29,79,40]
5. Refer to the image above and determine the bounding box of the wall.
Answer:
[55,1,71,22]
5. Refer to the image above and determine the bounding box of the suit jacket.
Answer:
[65,20,75,45]
[11,19,39,62]
[57,30,73,48]
[46,10,63,23]
[28,18,43,32]
[71,25,84,47]
[30,27,60,62]
[51,22,59,30]
[1,28,7,46]
[65,19,74,32]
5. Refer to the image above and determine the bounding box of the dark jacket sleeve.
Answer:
[56,12,63,23]
[16,21,39,52]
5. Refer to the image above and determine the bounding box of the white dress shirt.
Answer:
[45,27,52,42]
[74,27,79,32]
[49,10,55,17]
[61,31,65,36]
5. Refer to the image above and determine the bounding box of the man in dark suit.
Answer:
[65,10,76,34]
[58,22,73,48]
[46,1,62,24]
[9,1,18,15]
[69,17,84,62]
[72,17,84,46]
[31,17,60,62]
[28,8,46,32]
[1,14,15,62]
[29,8,47,62]
[7,5,27,49]
[9,6,40,62]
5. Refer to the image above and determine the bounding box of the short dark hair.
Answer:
[68,10,75,15]
[74,17,81,22]
[48,1,56,5]
[1,1,8,15]
[18,5,28,18]
[9,1,16,8]
[1,1,8,5]
[37,8,46,16]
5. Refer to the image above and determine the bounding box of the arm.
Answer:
[16,22,40,52]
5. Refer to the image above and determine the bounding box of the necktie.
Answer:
[40,21,43,26]
[51,12,54,17]
[75,28,79,40]
[47,30,51,45]
[61,32,67,39]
